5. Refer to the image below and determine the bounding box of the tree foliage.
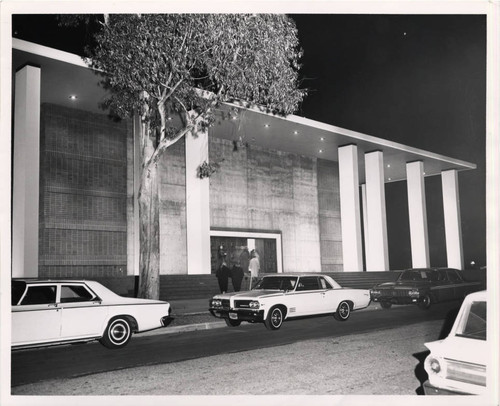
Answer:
[59,14,306,298]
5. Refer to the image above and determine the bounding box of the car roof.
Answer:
[464,290,487,301]
[12,279,92,284]
[261,273,327,277]
[402,268,460,272]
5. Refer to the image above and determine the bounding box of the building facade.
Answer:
[11,39,475,283]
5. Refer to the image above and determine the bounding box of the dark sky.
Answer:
[12,13,487,269]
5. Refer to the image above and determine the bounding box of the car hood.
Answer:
[213,290,284,299]
[373,281,432,289]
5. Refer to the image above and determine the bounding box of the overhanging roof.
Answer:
[12,38,476,184]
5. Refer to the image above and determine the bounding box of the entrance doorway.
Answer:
[210,229,282,275]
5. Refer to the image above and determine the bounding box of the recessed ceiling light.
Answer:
[69,95,78,100]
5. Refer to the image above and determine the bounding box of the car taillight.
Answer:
[446,359,486,387]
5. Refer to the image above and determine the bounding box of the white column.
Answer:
[338,145,363,271]
[365,151,389,271]
[406,161,430,268]
[185,121,211,275]
[442,169,464,269]
[361,183,368,271]
[12,65,41,278]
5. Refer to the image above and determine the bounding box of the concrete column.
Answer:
[361,183,368,271]
[12,65,41,278]
[365,151,389,271]
[406,161,430,267]
[442,169,464,269]
[185,122,211,275]
[338,145,363,271]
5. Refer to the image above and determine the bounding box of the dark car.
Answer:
[369,268,482,310]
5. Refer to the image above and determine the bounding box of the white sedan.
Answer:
[423,290,487,395]
[208,273,371,330]
[11,279,173,350]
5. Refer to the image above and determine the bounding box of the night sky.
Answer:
[12,13,487,270]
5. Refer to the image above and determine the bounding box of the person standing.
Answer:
[216,253,231,293]
[248,249,260,289]
[230,261,244,292]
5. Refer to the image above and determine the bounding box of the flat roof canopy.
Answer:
[12,39,476,184]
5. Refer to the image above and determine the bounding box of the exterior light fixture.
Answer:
[69,95,78,100]
[387,164,391,168]
[320,137,325,141]
[319,149,323,153]
[264,124,270,128]
[293,130,298,135]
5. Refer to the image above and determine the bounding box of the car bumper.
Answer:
[209,308,264,323]
[423,380,474,396]
[371,296,422,305]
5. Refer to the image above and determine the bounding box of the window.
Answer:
[296,277,320,291]
[21,286,57,305]
[61,285,95,303]
[447,270,462,282]
[319,277,333,289]
[12,281,27,305]
[457,301,487,340]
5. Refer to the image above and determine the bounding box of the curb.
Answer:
[140,320,226,337]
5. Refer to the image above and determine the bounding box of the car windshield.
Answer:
[456,301,487,340]
[398,270,439,282]
[253,277,298,291]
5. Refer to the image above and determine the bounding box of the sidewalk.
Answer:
[142,297,380,337]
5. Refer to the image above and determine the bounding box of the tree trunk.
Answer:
[137,163,160,299]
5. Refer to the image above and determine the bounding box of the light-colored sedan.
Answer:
[208,273,371,330]
[423,290,487,395]
[11,279,173,350]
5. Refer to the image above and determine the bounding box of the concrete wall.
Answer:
[317,159,343,271]
[159,137,188,274]
[209,137,322,273]
[39,104,130,278]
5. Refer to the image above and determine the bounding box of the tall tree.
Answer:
[67,14,305,299]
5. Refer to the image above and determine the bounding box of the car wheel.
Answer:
[380,301,392,309]
[418,294,432,310]
[333,300,351,321]
[264,306,284,330]
[99,317,132,349]
[225,318,241,327]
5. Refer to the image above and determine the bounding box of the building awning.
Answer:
[12,38,476,184]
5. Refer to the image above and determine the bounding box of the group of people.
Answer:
[215,246,260,293]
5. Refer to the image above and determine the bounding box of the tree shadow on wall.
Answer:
[413,304,461,395]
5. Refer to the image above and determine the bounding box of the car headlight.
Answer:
[249,301,260,309]
[370,289,381,296]
[408,289,420,297]
[211,299,222,308]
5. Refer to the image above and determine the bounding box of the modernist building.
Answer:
[11,39,476,284]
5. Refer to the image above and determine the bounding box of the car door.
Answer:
[317,276,337,313]
[293,276,322,316]
[446,269,468,299]
[12,284,61,346]
[432,270,454,302]
[59,283,109,340]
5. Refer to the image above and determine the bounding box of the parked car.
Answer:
[11,279,173,350]
[423,290,487,395]
[370,268,482,310]
[208,273,371,330]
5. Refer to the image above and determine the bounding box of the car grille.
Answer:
[234,300,252,308]
[382,289,410,297]
[445,359,486,387]
[221,299,230,310]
